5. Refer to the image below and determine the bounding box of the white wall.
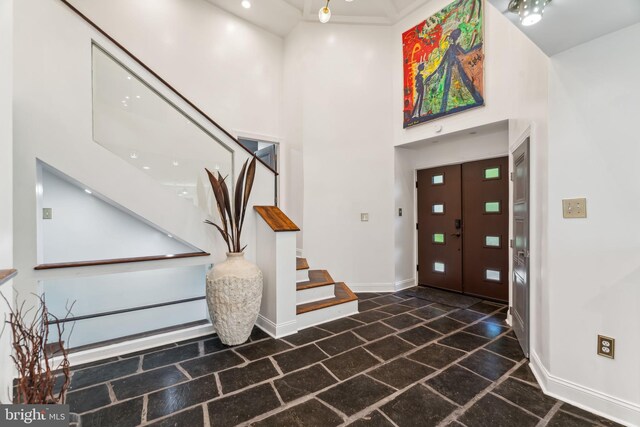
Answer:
[41,166,196,264]
[0,0,14,404]
[546,23,640,423]
[283,22,395,290]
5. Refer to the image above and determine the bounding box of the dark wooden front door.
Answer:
[417,157,509,302]
[417,165,463,293]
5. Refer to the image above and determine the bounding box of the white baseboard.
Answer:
[255,314,298,339]
[395,278,416,291]
[530,351,638,427]
[52,323,216,368]
[348,283,395,293]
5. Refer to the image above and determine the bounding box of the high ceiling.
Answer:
[205,0,436,36]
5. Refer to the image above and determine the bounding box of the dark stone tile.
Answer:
[560,403,625,427]
[143,343,200,370]
[493,378,556,417]
[408,287,481,309]
[249,327,270,341]
[398,326,442,346]
[207,383,281,427]
[353,322,396,342]
[204,337,231,354]
[283,327,332,347]
[112,365,187,400]
[459,393,539,427]
[364,336,414,360]
[399,298,434,308]
[447,309,486,324]
[274,364,338,402]
[318,317,365,334]
[483,314,509,326]
[176,334,214,346]
[459,349,516,381]
[66,383,111,414]
[323,347,380,380]
[377,304,413,315]
[485,336,526,361]
[318,375,394,416]
[407,343,466,369]
[147,374,218,420]
[411,305,448,321]
[252,399,343,427]
[357,293,381,300]
[234,339,293,361]
[350,310,392,324]
[273,344,327,373]
[359,300,382,311]
[348,411,394,426]
[382,313,424,330]
[464,321,509,339]
[425,317,466,334]
[468,301,504,314]
[81,397,143,427]
[180,350,244,378]
[548,411,597,427]
[371,295,405,305]
[426,365,491,405]
[147,406,204,427]
[430,303,458,312]
[439,332,490,352]
[70,357,139,390]
[218,358,279,394]
[380,384,456,426]
[510,363,538,384]
[70,357,120,372]
[316,331,365,356]
[368,358,435,389]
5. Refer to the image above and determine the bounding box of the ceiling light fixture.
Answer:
[319,0,331,23]
[84,189,93,194]
[130,151,138,159]
[508,0,551,26]
[143,166,151,170]
[241,0,251,9]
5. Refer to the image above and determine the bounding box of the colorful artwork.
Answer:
[402,0,484,128]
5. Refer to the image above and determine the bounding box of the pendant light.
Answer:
[319,0,331,24]
[508,0,551,26]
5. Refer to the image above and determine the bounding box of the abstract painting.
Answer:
[403,0,484,128]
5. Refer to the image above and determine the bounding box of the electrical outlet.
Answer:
[563,198,587,218]
[597,335,615,359]
[361,213,369,222]
[43,208,53,220]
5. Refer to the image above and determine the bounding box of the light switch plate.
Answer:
[597,335,615,359]
[398,208,403,217]
[562,198,587,218]
[361,213,369,222]
[43,208,53,220]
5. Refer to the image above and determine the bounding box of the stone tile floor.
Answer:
[62,288,624,427]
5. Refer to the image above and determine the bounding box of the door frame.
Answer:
[413,152,511,301]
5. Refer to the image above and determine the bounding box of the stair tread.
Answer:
[296,257,309,271]
[296,283,358,315]
[297,270,335,290]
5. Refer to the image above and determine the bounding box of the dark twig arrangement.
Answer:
[205,157,257,253]
[1,293,74,404]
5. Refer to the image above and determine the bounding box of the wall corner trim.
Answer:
[395,278,416,292]
[530,351,639,427]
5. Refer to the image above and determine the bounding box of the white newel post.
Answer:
[254,210,298,338]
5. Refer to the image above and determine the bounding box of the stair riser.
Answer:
[296,268,310,283]
[296,284,335,305]
[296,300,358,331]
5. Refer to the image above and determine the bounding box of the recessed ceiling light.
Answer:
[167,234,173,238]
[125,96,130,100]
[126,75,132,80]
[130,152,138,159]
[172,160,179,166]
[136,95,141,99]
[84,189,92,194]
[241,0,251,9]
[143,166,151,170]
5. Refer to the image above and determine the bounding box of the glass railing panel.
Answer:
[91,44,233,208]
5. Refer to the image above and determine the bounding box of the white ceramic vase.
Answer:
[206,252,263,345]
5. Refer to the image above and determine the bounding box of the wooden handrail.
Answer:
[0,269,17,286]
[57,0,277,176]
[254,206,300,232]
[34,252,210,270]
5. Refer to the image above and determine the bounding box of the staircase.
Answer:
[294,257,359,329]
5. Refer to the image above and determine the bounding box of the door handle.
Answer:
[517,250,530,258]
[451,232,461,237]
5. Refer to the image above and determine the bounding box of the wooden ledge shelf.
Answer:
[0,269,17,286]
[255,206,300,232]
[34,252,210,270]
